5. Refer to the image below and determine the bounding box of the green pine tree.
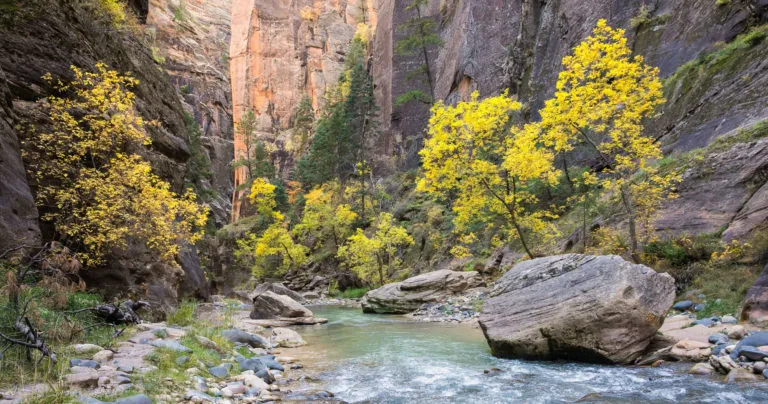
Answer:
[395,0,442,106]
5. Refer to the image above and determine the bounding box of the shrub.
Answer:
[166,300,197,326]
[22,64,208,266]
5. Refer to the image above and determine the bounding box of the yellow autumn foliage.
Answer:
[248,178,284,222]
[293,185,358,249]
[235,223,309,279]
[22,63,208,266]
[538,19,679,255]
[418,91,560,259]
[337,212,413,286]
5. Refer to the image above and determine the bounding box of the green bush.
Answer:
[166,300,197,326]
[336,287,370,299]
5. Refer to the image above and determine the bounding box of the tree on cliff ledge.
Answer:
[537,19,678,259]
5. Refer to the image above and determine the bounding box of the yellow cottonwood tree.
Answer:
[337,212,413,286]
[292,185,358,249]
[248,178,284,222]
[235,223,309,279]
[538,19,677,257]
[418,92,560,259]
[22,63,208,266]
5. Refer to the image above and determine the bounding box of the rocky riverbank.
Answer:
[0,295,335,403]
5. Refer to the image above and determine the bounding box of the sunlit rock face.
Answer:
[229,0,377,220]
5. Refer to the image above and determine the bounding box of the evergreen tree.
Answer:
[292,95,314,154]
[395,0,442,106]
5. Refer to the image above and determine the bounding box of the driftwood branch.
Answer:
[0,299,57,364]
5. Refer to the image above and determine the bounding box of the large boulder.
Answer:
[741,263,768,326]
[361,269,485,314]
[251,282,306,303]
[479,254,675,364]
[250,291,313,319]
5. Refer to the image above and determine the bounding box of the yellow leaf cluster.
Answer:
[22,63,208,266]
[418,91,560,258]
[236,223,309,279]
[248,178,283,221]
[293,184,358,249]
[337,212,413,286]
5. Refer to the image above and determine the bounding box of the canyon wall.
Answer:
[147,0,235,227]
[229,0,376,219]
[373,0,768,240]
[0,0,233,312]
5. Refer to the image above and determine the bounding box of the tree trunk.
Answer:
[620,185,640,262]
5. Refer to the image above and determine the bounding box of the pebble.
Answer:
[115,394,152,404]
[208,364,232,378]
[176,355,190,366]
[694,303,706,312]
[708,334,729,345]
[727,325,746,340]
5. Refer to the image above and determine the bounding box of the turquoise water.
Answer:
[295,306,768,403]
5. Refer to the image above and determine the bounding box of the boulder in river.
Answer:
[361,269,485,314]
[251,290,313,319]
[479,254,675,364]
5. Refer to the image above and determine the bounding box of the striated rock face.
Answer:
[479,254,675,364]
[0,67,40,255]
[229,0,376,219]
[147,0,235,226]
[373,0,768,171]
[361,269,485,314]
[0,0,226,312]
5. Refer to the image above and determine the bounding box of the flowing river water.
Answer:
[286,305,768,403]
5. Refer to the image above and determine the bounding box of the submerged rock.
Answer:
[361,269,485,314]
[479,254,675,364]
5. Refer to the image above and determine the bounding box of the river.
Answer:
[287,305,768,403]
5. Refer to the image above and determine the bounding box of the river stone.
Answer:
[730,331,768,360]
[220,329,269,348]
[150,340,192,353]
[479,254,675,364]
[738,346,768,361]
[722,315,738,324]
[258,355,285,371]
[237,357,268,373]
[185,390,215,402]
[708,334,729,345]
[116,395,152,404]
[70,359,100,369]
[361,269,485,314]
[672,300,694,311]
[92,350,114,363]
[65,370,100,387]
[726,325,746,339]
[252,282,306,303]
[689,363,714,375]
[271,327,306,348]
[251,291,313,319]
[208,363,232,378]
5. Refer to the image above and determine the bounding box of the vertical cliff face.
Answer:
[229,0,376,220]
[146,0,235,227]
[372,0,768,239]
